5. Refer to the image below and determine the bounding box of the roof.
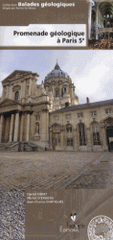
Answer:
[44,62,71,81]
[51,99,113,113]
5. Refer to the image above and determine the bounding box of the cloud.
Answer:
[75,65,110,102]
[60,51,113,103]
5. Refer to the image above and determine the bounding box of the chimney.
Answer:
[86,97,90,104]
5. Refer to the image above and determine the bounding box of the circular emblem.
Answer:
[87,215,113,240]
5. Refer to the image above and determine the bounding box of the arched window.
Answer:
[92,123,100,145]
[79,123,86,146]
[26,85,29,95]
[66,124,73,146]
[15,91,19,101]
[64,87,66,93]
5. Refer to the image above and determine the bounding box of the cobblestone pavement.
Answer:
[1,189,25,240]
[0,151,113,189]
[66,152,113,189]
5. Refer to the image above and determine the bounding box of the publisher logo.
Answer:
[87,215,113,240]
[59,212,79,233]
[70,213,76,222]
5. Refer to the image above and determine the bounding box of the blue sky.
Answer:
[0,50,113,103]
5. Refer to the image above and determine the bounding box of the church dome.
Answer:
[44,62,71,81]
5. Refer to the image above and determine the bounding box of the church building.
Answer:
[0,62,113,151]
[89,1,113,40]
[88,1,113,49]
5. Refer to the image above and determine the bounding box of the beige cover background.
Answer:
[25,189,113,240]
[0,0,88,49]
[0,0,87,25]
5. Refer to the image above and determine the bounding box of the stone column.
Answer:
[46,86,49,94]
[0,114,4,143]
[60,130,64,149]
[88,0,92,39]
[52,84,55,97]
[23,81,26,97]
[14,112,19,142]
[76,126,80,151]
[9,85,12,99]
[96,2,99,40]
[67,85,69,94]
[86,127,92,151]
[50,131,53,148]
[9,114,14,142]
[19,82,22,101]
[20,113,24,141]
[100,124,108,151]
[40,109,49,147]
[59,84,62,97]
[71,86,74,98]
[26,113,30,142]
[21,81,26,103]
[21,81,23,99]
[74,128,77,150]
[29,79,32,96]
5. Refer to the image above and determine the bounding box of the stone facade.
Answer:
[0,63,113,151]
[50,100,113,151]
[0,70,49,148]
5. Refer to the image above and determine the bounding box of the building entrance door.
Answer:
[106,127,113,151]
[52,133,60,150]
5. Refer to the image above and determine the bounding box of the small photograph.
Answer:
[0,50,113,190]
[88,0,113,49]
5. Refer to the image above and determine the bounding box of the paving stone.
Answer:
[0,152,113,189]
[0,189,25,240]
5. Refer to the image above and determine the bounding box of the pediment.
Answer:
[50,123,63,131]
[100,116,113,128]
[100,116,113,123]
[0,98,21,107]
[2,70,32,83]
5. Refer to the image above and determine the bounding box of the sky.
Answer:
[0,50,113,104]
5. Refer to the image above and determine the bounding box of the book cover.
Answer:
[0,1,113,240]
